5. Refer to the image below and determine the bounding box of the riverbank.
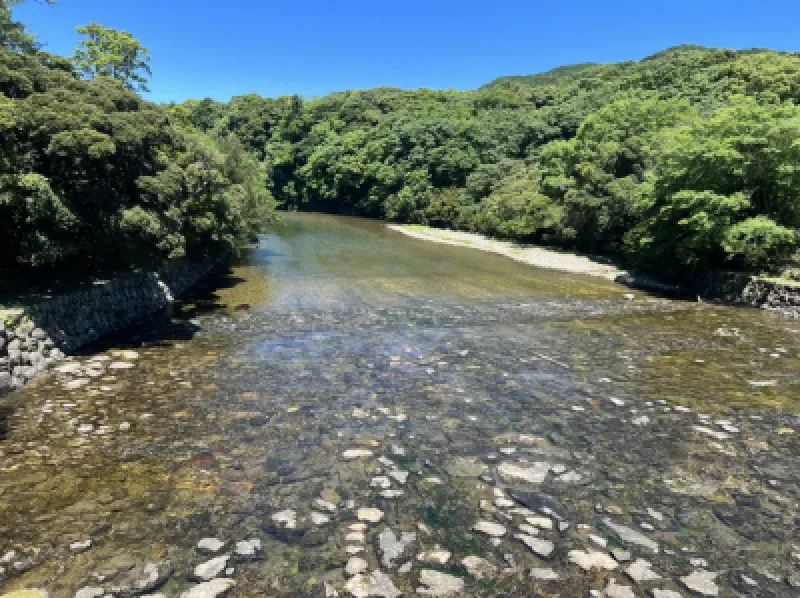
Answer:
[388,224,676,292]
[389,223,800,317]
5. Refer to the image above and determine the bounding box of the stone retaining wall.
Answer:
[0,255,222,395]
[703,272,800,318]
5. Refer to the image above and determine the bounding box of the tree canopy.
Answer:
[0,2,275,274]
[73,22,152,92]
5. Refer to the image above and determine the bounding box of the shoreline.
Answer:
[387,224,678,293]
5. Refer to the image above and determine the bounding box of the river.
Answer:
[0,213,798,597]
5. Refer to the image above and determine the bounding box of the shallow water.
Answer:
[1,214,798,597]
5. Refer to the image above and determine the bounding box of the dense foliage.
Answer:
[1,2,275,273]
[175,45,800,280]
[4,0,799,282]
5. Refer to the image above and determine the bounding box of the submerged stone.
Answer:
[378,528,416,568]
[680,570,719,596]
[472,520,506,537]
[416,569,465,596]
[514,534,554,558]
[197,538,226,554]
[461,556,496,579]
[530,568,560,580]
[192,555,229,581]
[180,579,236,598]
[568,550,618,571]
[625,559,661,582]
[603,518,659,553]
[497,461,551,484]
[344,570,401,598]
[357,507,384,523]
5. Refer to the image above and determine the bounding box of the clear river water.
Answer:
[0,213,798,597]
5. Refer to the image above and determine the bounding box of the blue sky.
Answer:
[13,0,800,104]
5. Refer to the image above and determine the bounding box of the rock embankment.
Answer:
[0,256,221,395]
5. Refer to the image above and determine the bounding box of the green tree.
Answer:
[1,0,55,52]
[73,22,151,92]
[628,100,800,276]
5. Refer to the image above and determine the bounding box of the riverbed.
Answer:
[0,213,798,597]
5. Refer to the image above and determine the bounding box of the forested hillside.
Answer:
[3,0,799,283]
[174,45,800,280]
[0,1,275,274]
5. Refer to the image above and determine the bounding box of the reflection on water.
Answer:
[0,214,798,596]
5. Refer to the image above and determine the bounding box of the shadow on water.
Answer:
[69,249,272,356]
[67,270,250,357]
[70,311,202,356]
[0,405,12,441]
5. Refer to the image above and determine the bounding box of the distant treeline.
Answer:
[171,45,800,280]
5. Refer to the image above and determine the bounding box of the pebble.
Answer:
[497,461,551,484]
[197,538,225,554]
[568,550,618,571]
[680,570,719,596]
[310,511,331,525]
[74,588,104,598]
[192,555,229,581]
[388,470,409,484]
[346,556,369,576]
[611,549,632,562]
[357,507,384,523]
[417,547,451,564]
[590,534,608,548]
[650,590,684,598]
[530,567,560,580]
[111,560,173,595]
[625,559,662,582]
[525,516,553,530]
[371,476,391,489]
[315,498,337,512]
[472,520,506,537]
[647,508,664,521]
[69,539,92,553]
[108,361,135,370]
[234,539,261,557]
[345,570,401,598]
[605,580,636,598]
[740,574,757,586]
[179,579,236,598]
[342,449,373,459]
[64,379,90,390]
[346,531,366,543]
[271,509,297,528]
[514,534,554,558]
[461,556,497,579]
[416,569,464,596]
[603,518,659,553]
[378,528,416,568]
